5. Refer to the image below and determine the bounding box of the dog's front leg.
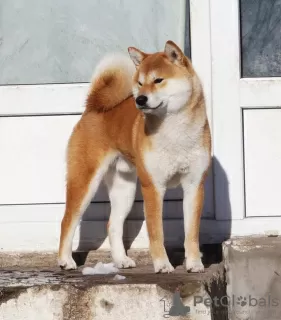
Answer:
[181,174,205,273]
[141,183,174,273]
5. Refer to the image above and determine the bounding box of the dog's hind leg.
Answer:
[58,152,116,270]
[104,157,137,268]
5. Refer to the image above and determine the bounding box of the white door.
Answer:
[0,0,216,251]
[207,0,281,236]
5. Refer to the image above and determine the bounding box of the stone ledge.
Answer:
[224,236,281,320]
[0,263,226,320]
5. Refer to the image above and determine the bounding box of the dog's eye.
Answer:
[138,81,142,86]
[154,78,163,84]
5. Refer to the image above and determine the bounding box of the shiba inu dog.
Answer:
[58,41,211,273]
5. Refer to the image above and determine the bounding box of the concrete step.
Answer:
[0,264,225,320]
[0,248,226,320]
[224,237,281,320]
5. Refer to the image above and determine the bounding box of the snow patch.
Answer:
[82,262,119,275]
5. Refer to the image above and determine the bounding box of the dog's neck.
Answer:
[144,108,188,136]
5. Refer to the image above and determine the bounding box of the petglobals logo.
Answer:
[160,288,190,318]
[193,294,280,309]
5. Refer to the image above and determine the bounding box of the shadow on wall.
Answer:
[201,156,232,268]
[73,156,232,268]
[213,156,232,220]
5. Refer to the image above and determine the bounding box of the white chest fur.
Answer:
[143,112,209,189]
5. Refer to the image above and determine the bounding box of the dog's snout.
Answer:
[136,95,148,106]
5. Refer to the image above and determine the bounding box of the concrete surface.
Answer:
[0,263,225,320]
[0,245,223,269]
[224,237,281,320]
[4,236,281,319]
[0,246,226,319]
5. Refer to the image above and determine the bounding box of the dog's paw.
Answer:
[186,258,204,273]
[58,256,77,270]
[113,255,136,269]
[153,258,174,273]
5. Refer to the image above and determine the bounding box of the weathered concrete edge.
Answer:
[0,263,226,319]
[0,283,208,319]
[0,280,222,320]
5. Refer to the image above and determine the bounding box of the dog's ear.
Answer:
[164,40,186,65]
[128,47,148,67]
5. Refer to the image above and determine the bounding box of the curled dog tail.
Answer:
[86,53,135,112]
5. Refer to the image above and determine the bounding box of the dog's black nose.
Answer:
[136,95,148,106]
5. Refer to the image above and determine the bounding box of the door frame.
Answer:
[194,0,281,237]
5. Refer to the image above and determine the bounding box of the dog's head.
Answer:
[128,41,195,116]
